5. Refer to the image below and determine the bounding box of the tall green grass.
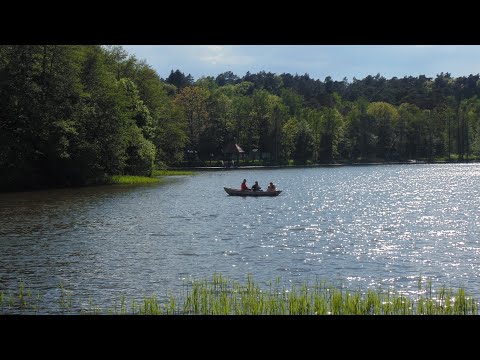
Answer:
[107,169,193,185]
[179,274,477,315]
[1,275,477,315]
[110,175,161,185]
[152,170,194,176]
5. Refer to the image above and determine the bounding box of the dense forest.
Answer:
[1,45,480,190]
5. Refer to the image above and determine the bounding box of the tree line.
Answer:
[1,45,480,190]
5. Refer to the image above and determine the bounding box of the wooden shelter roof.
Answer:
[224,142,245,154]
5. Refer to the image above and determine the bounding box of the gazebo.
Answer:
[223,142,245,167]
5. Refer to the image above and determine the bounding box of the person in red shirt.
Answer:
[241,179,250,191]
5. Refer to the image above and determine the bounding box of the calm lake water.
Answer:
[1,164,480,313]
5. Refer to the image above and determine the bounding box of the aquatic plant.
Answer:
[0,274,478,315]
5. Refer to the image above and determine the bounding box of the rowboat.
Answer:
[224,187,282,197]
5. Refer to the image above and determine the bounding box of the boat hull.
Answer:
[224,187,282,197]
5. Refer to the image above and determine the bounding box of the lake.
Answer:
[1,163,480,313]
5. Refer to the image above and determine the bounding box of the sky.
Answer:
[121,45,480,82]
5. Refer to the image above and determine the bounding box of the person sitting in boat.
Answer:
[241,179,250,191]
[251,181,262,191]
[267,182,276,191]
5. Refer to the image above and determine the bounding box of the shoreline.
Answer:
[2,160,479,192]
[171,159,480,171]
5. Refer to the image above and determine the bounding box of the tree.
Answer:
[153,101,187,166]
[459,97,480,160]
[282,116,313,164]
[129,61,186,167]
[270,103,287,162]
[282,117,298,161]
[397,103,421,159]
[103,45,138,81]
[199,90,233,160]
[174,86,209,158]
[117,78,156,175]
[367,102,399,160]
[468,98,480,157]
[232,95,253,153]
[303,108,323,161]
[196,76,218,91]
[319,107,343,162]
[0,45,85,188]
[166,69,193,89]
[215,71,239,86]
[280,88,304,117]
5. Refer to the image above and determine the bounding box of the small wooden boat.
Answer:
[224,187,282,197]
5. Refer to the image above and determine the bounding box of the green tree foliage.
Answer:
[199,90,233,160]
[319,107,343,162]
[215,71,239,86]
[282,117,313,164]
[280,88,304,117]
[196,76,218,91]
[153,101,187,166]
[166,69,193,89]
[467,98,480,156]
[397,103,421,159]
[303,108,323,161]
[232,95,253,151]
[0,45,84,188]
[367,102,399,160]
[0,45,160,189]
[343,99,375,160]
[3,45,480,191]
[128,60,185,166]
[282,117,298,160]
[174,86,209,156]
[103,45,138,81]
[124,126,156,176]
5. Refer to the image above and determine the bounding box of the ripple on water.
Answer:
[1,164,480,313]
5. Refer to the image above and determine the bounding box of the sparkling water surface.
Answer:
[1,164,479,313]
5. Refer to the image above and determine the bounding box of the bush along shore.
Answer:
[1,275,478,315]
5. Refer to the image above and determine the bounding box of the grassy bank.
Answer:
[152,169,195,176]
[106,169,193,185]
[1,275,478,315]
[109,175,161,185]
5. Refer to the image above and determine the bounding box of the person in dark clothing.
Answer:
[251,181,261,191]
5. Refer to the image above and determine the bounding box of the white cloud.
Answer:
[122,45,480,82]
[197,45,254,66]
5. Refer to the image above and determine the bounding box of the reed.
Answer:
[160,274,479,315]
[1,274,478,315]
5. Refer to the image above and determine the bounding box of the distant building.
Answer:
[223,142,245,166]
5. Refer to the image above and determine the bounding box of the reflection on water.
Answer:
[1,164,480,313]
